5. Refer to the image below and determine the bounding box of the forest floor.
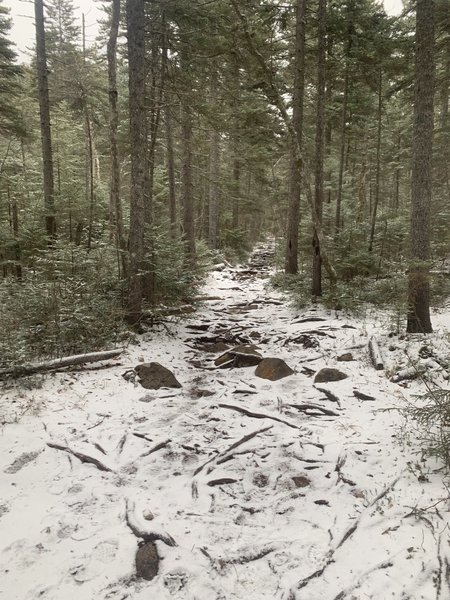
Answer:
[1,242,450,600]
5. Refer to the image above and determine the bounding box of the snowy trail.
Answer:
[1,243,449,600]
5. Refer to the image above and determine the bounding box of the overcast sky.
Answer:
[6,0,404,62]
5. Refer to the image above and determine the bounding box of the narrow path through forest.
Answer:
[1,243,449,600]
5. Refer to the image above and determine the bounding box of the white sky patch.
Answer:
[383,0,403,15]
[5,0,103,62]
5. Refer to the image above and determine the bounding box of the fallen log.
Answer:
[0,349,123,379]
[368,337,384,370]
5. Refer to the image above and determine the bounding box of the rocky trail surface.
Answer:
[1,242,450,600]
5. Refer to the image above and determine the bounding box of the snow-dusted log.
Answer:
[368,337,384,370]
[0,349,123,379]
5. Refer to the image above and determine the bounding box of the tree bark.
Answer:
[406,0,435,334]
[125,0,147,325]
[285,0,306,274]
[311,0,326,296]
[34,0,57,241]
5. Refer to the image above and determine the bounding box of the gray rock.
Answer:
[214,345,262,368]
[255,358,294,381]
[136,541,159,580]
[337,352,354,362]
[135,363,181,389]
[314,368,348,383]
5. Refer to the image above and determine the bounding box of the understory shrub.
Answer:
[0,242,124,368]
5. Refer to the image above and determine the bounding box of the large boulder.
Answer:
[135,362,181,389]
[314,367,348,383]
[255,358,294,381]
[214,344,262,368]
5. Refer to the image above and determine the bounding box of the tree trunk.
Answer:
[208,66,220,250]
[125,0,147,325]
[231,53,241,232]
[107,0,127,278]
[285,0,306,274]
[368,68,382,253]
[34,0,56,241]
[406,0,435,334]
[180,49,196,264]
[312,0,327,297]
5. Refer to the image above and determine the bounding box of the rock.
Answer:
[292,475,311,488]
[135,363,181,389]
[214,344,262,368]
[337,352,353,362]
[190,388,215,398]
[314,368,348,383]
[255,358,294,381]
[135,541,159,580]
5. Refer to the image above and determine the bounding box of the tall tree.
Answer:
[285,0,306,274]
[125,0,146,324]
[312,0,327,296]
[107,0,127,276]
[406,0,435,333]
[34,0,57,240]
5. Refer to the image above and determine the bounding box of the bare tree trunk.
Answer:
[312,0,326,296]
[125,0,147,325]
[231,52,241,232]
[107,0,127,278]
[285,0,306,274]
[34,0,56,241]
[368,68,382,253]
[180,49,196,264]
[406,0,435,334]
[162,14,177,240]
[208,66,220,249]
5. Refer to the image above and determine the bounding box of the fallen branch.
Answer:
[353,390,376,401]
[194,425,272,476]
[1,349,123,379]
[47,442,113,472]
[207,477,239,486]
[218,403,301,430]
[141,438,171,457]
[368,337,384,370]
[289,403,339,417]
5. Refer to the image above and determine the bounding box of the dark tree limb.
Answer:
[47,442,113,472]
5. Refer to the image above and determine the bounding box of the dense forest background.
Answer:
[0,0,449,368]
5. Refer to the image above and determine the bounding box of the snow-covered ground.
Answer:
[1,244,449,600]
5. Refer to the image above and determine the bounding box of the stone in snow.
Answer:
[135,541,159,580]
[135,362,182,389]
[255,358,294,381]
[314,367,348,383]
[337,352,354,362]
[214,344,263,368]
